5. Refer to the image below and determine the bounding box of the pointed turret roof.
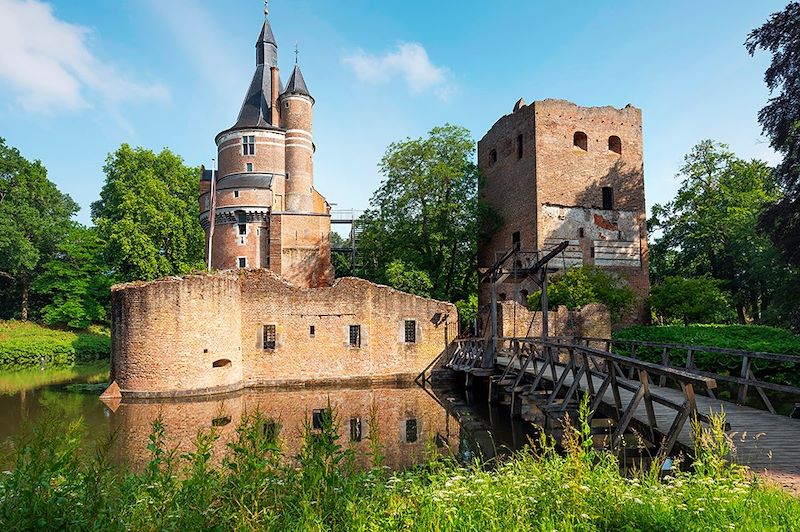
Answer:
[282,64,313,100]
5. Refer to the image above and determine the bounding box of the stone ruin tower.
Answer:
[199,12,333,288]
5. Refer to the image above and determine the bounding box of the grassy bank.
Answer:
[0,321,110,372]
[0,360,109,395]
[2,403,798,531]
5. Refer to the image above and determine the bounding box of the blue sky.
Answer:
[0,0,788,226]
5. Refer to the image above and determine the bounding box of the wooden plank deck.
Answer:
[497,356,800,488]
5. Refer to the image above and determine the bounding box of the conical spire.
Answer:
[256,19,277,66]
[283,64,312,99]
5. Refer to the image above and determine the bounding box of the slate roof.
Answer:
[282,64,312,100]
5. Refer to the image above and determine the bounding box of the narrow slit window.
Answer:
[349,417,362,442]
[234,190,240,198]
[405,419,418,443]
[516,134,523,158]
[349,325,361,348]
[512,231,521,250]
[490,149,497,164]
[309,325,315,338]
[578,227,585,238]
[238,257,247,268]
[602,187,614,210]
[404,320,416,343]
[263,324,276,350]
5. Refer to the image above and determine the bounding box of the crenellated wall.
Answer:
[106,270,457,399]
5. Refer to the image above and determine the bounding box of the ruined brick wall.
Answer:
[477,99,650,325]
[496,300,611,339]
[107,270,457,398]
[109,274,243,397]
[274,213,333,287]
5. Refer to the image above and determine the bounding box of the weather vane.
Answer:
[264,0,269,17]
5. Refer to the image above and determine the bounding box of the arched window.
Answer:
[490,149,497,164]
[573,131,588,151]
[609,135,622,155]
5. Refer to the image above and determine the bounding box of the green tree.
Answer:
[385,259,433,297]
[648,140,783,323]
[330,232,352,277]
[527,266,635,323]
[746,3,800,266]
[357,124,496,302]
[0,138,78,320]
[31,226,114,328]
[649,276,733,326]
[91,145,205,282]
[455,293,478,334]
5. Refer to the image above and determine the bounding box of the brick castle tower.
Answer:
[200,9,333,288]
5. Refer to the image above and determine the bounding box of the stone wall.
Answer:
[107,270,457,398]
[495,300,611,340]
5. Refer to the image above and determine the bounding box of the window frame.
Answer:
[263,323,276,350]
[405,418,418,443]
[348,324,361,348]
[404,320,416,343]
[238,256,248,269]
[602,186,614,210]
[242,135,256,156]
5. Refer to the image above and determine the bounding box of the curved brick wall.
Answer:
[109,274,243,397]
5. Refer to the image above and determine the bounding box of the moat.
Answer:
[0,368,539,471]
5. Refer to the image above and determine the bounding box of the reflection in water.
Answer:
[1,378,539,472]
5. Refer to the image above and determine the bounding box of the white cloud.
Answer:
[0,0,168,112]
[343,42,453,101]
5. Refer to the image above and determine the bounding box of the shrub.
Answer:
[0,321,110,371]
[649,276,734,325]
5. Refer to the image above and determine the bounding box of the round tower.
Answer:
[280,64,315,213]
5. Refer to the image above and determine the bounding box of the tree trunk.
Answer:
[21,285,29,321]
[736,305,746,325]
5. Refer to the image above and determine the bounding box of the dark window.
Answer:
[312,409,329,430]
[212,359,231,368]
[609,135,622,155]
[246,163,253,172]
[349,325,361,348]
[238,257,247,268]
[242,135,255,155]
[516,134,523,158]
[349,417,362,442]
[578,227,585,238]
[512,231,521,250]
[309,325,315,338]
[573,131,588,151]
[590,246,595,259]
[404,320,416,343]
[234,190,240,198]
[263,419,279,440]
[490,149,497,164]
[263,324,276,349]
[499,293,507,301]
[212,416,231,427]
[602,187,614,210]
[405,419,418,443]
[238,224,247,235]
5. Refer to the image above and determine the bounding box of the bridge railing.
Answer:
[555,336,800,415]
[496,336,719,458]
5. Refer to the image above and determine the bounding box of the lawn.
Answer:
[0,320,110,372]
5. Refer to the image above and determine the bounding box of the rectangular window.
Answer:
[234,190,240,198]
[602,187,614,210]
[242,135,255,155]
[404,320,416,343]
[263,324,276,349]
[516,134,523,159]
[246,163,253,172]
[512,231,521,250]
[349,325,361,348]
[309,325,315,338]
[238,224,247,236]
[405,419,418,443]
[578,227,585,238]
[590,247,595,259]
[312,408,328,430]
[238,257,247,268]
[349,417,362,442]
[262,419,279,440]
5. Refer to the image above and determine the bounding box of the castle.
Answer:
[477,98,650,324]
[103,12,457,400]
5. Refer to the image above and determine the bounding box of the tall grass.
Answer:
[1,399,799,531]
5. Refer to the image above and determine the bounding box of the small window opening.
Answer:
[263,324,276,349]
[609,135,622,155]
[512,231,521,250]
[212,416,231,427]
[212,359,231,368]
[573,131,588,151]
[516,134,524,158]
[349,325,361,348]
[234,190,240,198]
[242,135,255,155]
[263,419,279,440]
[238,224,247,236]
[618,230,624,240]
[312,408,330,430]
[578,227,585,238]
[490,149,497,164]
[238,257,247,268]
[349,417,363,442]
[602,187,614,210]
[404,320,416,343]
[246,163,253,172]
[405,418,418,443]
[309,325,315,337]
[590,246,596,259]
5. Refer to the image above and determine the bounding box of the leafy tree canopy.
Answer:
[91,144,205,282]
[648,276,733,326]
[357,124,497,302]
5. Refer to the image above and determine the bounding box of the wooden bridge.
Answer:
[434,335,800,490]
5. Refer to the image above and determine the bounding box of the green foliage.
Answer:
[357,124,496,303]
[527,266,635,323]
[455,293,478,332]
[385,259,434,297]
[329,232,352,277]
[648,140,789,324]
[3,404,800,530]
[649,276,734,325]
[0,138,79,319]
[31,226,114,329]
[91,144,205,282]
[0,321,110,371]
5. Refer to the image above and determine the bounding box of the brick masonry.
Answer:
[477,99,650,326]
[107,270,458,398]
